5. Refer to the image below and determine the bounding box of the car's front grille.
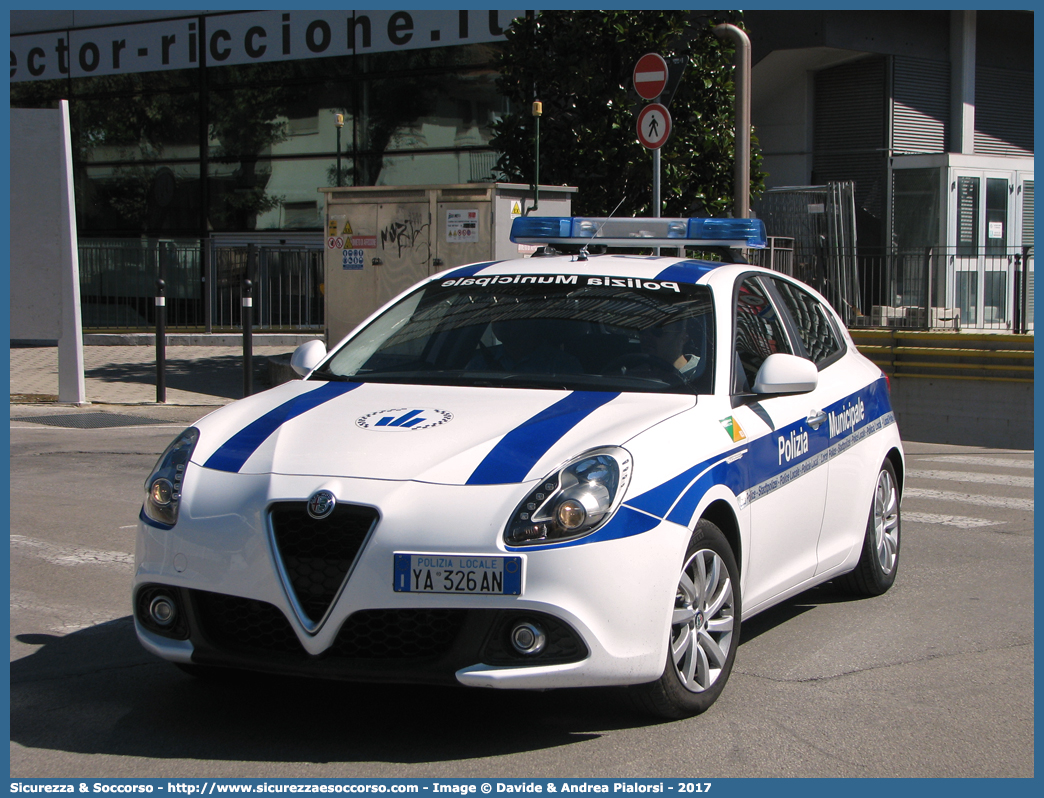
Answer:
[193,590,306,656]
[329,609,469,659]
[269,502,379,624]
[186,592,587,681]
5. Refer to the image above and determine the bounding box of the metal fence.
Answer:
[78,237,1033,334]
[850,245,1033,333]
[753,241,1034,333]
[79,239,203,329]
[753,183,860,324]
[211,246,324,330]
[77,239,324,332]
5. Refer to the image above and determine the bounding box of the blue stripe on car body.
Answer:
[508,377,895,551]
[655,260,721,284]
[203,381,362,473]
[466,391,621,486]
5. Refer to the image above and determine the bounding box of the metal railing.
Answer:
[79,239,202,329]
[850,245,1033,333]
[753,240,1033,333]
[211,246,324,331]
[77,239,324,332]
[747,236,795,276]
[850,329,1034,384]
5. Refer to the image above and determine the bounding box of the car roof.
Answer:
[436,254,772,288]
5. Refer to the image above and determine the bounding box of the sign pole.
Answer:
[633,53,670,235]
[652,149,660,219]
[652,149,661,255]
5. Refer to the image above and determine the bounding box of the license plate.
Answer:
[393,553,522,595]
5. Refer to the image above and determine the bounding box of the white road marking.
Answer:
[907,469,1034,489]
[916,455,1034,470]
[903,511,1002,528]
[10,535,134,569]
[904,487,1034,512]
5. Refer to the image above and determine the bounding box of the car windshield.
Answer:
[311,272,715,394]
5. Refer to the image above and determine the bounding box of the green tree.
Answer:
[491,10,764,218]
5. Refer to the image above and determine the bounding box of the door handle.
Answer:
[806,410,827,430]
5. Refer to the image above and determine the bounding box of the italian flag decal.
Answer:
[719,416,746,442]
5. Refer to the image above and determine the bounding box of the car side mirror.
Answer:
[290,339,328,376]
[752,353,818,395]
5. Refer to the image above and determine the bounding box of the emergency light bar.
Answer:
[510,216,767,249]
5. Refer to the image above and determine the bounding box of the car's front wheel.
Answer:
[629,519,741,719]
[837,458,901,597]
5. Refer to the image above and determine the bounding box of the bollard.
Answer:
[155,278,166,403]
[243,277,254,397]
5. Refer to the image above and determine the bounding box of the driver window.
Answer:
[733,277,791,393]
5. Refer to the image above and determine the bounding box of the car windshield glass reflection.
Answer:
[313,274,715,394]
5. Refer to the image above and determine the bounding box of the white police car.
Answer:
[135,215,902,718]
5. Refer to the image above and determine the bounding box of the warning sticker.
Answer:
[446,209,480,243]
[343,249,365,270]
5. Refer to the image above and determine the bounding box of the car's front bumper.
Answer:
[134,468,690,689]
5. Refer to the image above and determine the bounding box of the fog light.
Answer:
[510,621,546,655]
[149,595,177,627]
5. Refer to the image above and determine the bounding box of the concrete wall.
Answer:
[889,377,1033,450]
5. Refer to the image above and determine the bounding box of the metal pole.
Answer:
[653,148,662,256]
[529,100,542,214]
[203,239,212,333]
[713,24,751,219]
[335,113,344,187]
[1012,251,1022,334]
[243,244,255,397]
[1022,246,1032,334]
[923,246,934,331]
[155,277,166,403]
[653,148,661,217]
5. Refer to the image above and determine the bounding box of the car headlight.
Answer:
[142,427,199,527]
[505,447,632,546]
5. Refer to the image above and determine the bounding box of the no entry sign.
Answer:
[636,103,671,149]
[633,53,668,100]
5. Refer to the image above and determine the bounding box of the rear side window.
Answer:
[770,278,845,367]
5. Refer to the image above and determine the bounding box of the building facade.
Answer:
[10,9,1034,331]
[11,10,522,244]
[746,9,1034,330]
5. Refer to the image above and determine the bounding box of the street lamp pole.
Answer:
[335,113,344,187]
[712,24,751,219]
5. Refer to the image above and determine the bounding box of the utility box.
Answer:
[318,183,576,344]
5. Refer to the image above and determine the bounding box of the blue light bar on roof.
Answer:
[510,216,767,248]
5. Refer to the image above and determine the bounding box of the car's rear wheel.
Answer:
[629,519,740,719]
[837,458,901,597]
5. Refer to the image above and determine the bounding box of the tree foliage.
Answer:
[491,10,764,218]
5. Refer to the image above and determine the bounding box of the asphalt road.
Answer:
[9,404,1034,779]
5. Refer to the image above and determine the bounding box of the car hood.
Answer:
[191,380,694,485]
